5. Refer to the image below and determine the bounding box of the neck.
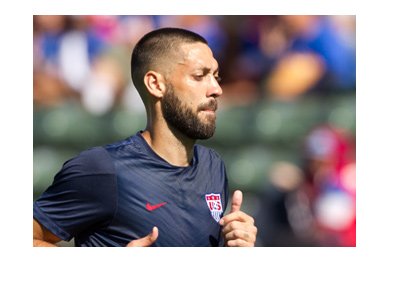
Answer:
[142,122,195,167]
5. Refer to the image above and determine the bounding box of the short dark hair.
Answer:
[131,27,208,99]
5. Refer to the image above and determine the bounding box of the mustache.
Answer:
[197,99,218,112]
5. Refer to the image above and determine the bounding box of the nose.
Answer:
[207,75,223,98]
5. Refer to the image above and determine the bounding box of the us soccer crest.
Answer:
[205,193,223,222]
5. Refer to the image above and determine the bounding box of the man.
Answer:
[33,27,257,247]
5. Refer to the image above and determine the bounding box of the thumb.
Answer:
[230,190,243,213]
[126,226,158,247]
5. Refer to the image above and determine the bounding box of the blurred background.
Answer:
[33,15,356,247]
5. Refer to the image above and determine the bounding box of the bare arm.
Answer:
[33,218,158,247]
[33,219,62,247]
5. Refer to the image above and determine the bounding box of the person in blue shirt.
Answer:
[33,27,257,247]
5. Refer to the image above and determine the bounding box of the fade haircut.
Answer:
[131,27,208,103]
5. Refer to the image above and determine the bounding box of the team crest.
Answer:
[205,193,223,222]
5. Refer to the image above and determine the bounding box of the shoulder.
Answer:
[56,147,115,181]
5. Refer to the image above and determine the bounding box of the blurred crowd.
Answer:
[33,15,356,247]
[33,15,356,112]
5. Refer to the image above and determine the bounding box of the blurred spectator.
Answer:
[33,15,73,106]
[265,52,325,100]
[86,16,155,114]
[80,53,125,115]
[256,124,356,247]
[255,161,317,246]
[33,15,107,109]
[263,15,356,100]
[302,125,356,246]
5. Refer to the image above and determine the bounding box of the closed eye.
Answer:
[192,71,221,83]
[194,74,206,81]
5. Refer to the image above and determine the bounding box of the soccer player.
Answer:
[33,27,257,247]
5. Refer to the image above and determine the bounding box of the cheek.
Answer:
[176,86,202,108]
[171,76,206,109]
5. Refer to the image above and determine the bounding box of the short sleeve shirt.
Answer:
[33,132,228,246]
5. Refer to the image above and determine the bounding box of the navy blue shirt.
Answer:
[34,132,228,246]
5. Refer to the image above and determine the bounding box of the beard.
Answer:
[161,84,217,140]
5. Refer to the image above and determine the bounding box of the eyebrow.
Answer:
[195,66,219,74]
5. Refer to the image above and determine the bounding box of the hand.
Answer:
[126,226,158,247]
[219,190,257,247]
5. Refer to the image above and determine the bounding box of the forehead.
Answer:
[176,42,219,71]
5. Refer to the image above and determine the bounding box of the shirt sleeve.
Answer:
[33,147,117,241]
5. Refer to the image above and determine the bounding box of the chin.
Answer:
[200,112,216,122]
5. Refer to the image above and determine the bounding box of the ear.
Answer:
[143,71,166,99]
